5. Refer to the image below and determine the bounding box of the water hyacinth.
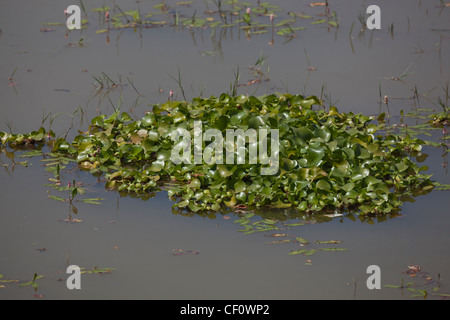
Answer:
[0,94,435,215]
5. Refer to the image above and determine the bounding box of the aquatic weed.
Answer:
[4,93,432,216]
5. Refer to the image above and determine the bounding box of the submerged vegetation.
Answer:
[1,93,443,217]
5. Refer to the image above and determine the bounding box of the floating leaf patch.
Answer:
[0,94,437,216]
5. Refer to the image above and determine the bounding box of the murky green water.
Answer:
[1,0,449,300]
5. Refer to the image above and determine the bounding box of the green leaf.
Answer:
[315,240,342,244]
[19,150,43,158]
[248,116,265,129]
[81,198,104,205]
[141,113,156,127]
[189,178,201,189]
[288,249,307,255]
[215,116,229,131]
[283,222,305,227]
[71,183,78,200]
[244,212,254,219]
[217,164,233,178]
[306,146,325,165]
[395,162,409,172]
[295,236,309,244]
[407,288,427,297]
[316,179,331,191]
[383,284,403,289]
[302,249,317,256]
[177,200,189,208]
[311,19,327,24]
[224,196,236,207]
[234,180,246,193]
[48,195,66,202]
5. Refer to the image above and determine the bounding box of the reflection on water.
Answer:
[0,0,449,300]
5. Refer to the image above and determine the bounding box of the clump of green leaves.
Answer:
[50,94,436,215]
[0,127,49,147]
[234,212,280,234]
[1,93,435,215]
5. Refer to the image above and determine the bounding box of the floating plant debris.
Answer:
[171,249,200,256]
[18,273,44,291]
[44,0,344,44]
[80,267,115,274]
[384,266,450,299]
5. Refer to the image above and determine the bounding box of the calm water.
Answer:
[1,0,449,300]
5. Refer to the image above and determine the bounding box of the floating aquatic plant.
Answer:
[1,93,436,216]
[18,273,44,291]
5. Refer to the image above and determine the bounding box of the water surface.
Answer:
[1,0,449,300]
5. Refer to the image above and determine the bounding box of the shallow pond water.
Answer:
[1,0,449,300]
